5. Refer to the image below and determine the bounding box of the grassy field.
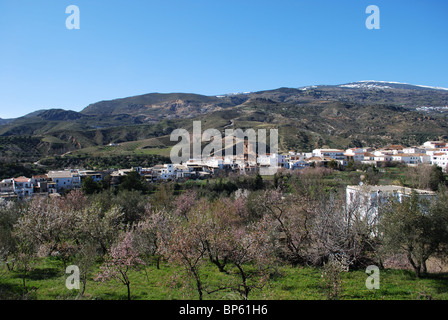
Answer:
[67,140,173,159]
[1,258,447,300]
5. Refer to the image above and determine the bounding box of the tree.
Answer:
[72,243,99,297]
[256,189,314,265]
[114,190,147,225]
[429,165,446,191]
[119,171,147,193]
[96,230,145,300]
[12,215,38,291]
[195,198,245,274]
[253,173,264,191]
[224,217,278,300]
[405,165,433,190]
[160,215,208,300]
[13,197,78,265]
[426,187,448,263]
[76,202,124,254]
[328,159,338,170]
[0,199,20,271]
[81,176,102,195]
[321,256,344,300]
[173,190,198,221]
[379,191,448,277]
[134,208,173,270]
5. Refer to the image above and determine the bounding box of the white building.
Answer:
[390,153,430,165]
[423,141,446,149]
[430,152,448,172]
[0,179,16,199]
[373,153,393,162]
[47,170,81,191]
[402,147,425,154]
[13,177,34,199]
[79,170,104,183]
[312,149,346,161]
[288,159,309,170]
[173,164,193,179]
[257,154,278,168]
[346,185,437,226]
[345,148,365,162]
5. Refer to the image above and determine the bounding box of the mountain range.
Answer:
[1,81,448,165]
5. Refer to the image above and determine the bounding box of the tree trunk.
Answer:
[236,264,250,300]
[126,283,131,300]
[407,253,421,278]
[81,277,87,296]
[23,274,27,291]
[191,267,203,300]
[422,260,428,276]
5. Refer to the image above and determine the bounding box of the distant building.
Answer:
[32,174,57,195]
[13,177,34,199]
[312,149,346,160]
[346,185,437,225]
[79,170,104,183]
[47,170,81,191]
[344,148,365,162]
[423,141,446,149]
[0,179,16,200]
[390,153,430,165]
[430,153,448,172]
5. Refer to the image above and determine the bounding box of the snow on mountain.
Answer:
[346,80,448,91]
[339,82,393,90]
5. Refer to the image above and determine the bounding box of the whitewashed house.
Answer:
[345,148,365,162]
[423,141,446,149]
[13,177,34,198]
[151,164,176,180]
[173,164,193,179]
[312,149,346,160]
[289,159,309,170]
[0,179,16,199]
[390,153,426,165]
[402,147,425,154]
[430,152,448,172]
[79,170,103,183]
[47,170,81,191]
[346,185,437,226]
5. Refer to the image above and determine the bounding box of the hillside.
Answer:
[1,81,448,166]
[81,92,248,120]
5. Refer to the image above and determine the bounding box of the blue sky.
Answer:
[0,0,447,118]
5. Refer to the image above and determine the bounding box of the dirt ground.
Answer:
[383,254,448,273]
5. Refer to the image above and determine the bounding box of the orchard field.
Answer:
[1,165,448,300]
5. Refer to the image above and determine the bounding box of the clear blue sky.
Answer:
[0,0,447,118]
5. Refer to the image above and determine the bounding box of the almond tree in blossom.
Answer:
[13,197,78,269]
[255,189,315,265]
[160,214,209,300]
[196,198,245,273]
[96,230,145,300]
[221,216,279,300]
[173,190,198,221]
[134,206,174,269]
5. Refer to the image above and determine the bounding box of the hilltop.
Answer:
[1,81,448,166]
